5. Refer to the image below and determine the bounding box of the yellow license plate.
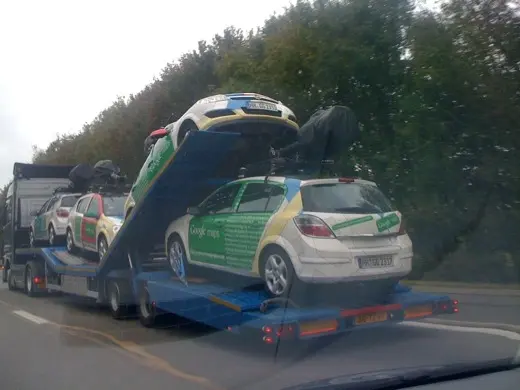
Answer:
[405,304,433,318]
[299,319,338,336]
[355,311,388,325]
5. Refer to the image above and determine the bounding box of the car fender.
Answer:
[164,215,193,262]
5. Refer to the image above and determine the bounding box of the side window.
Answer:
[38,199,51,215]
[5,197,12,223]
[202,184,240,214]
[265,185,285,213]
[46,197,58,212]
[76,197,90,214]
[237,183,270,213]
[86,197,99,216]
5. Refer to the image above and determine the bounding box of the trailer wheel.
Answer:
[108,280,128,320]
[2,262,9,283]
[138,286,157,328]
[7,268,16,291]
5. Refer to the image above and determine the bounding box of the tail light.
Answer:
[56,208,69,218]
[398,217,406,235]
[294,215,335,238]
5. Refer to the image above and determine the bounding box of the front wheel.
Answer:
[260,247,296,298]
[98,236,108,262]
[167,235,190,284]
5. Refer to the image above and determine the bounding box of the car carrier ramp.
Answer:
[40,247,98,277]
[96,130,243,279]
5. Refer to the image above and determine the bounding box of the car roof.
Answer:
[231,176,377,187]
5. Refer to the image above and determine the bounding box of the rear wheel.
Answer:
[260,246,296,298]
[25,265,35,297]
[2,262,8,283]
[177,120,198,145]
[66,229,78,254]
[48,225,56,246]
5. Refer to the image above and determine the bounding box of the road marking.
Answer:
[6,305,223,390]
[403,320,520,341]
[12,310,50,324]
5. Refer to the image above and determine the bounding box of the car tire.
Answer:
[178,120,198,145]
[25,264,35,297]
[98,235,108,262]
[48,225,56,246]
[2,263,8,283]
[260,246,296,298]
[66,229,78,254]
[29,229,36,248]
[138,286,158,328]
[167,235,190,284]
[107,280,129,320]
[7,268,15,291]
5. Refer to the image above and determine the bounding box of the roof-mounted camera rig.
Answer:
[68,160,129,196]
[238,105,361,181]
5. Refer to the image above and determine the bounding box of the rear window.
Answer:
[301,182,394,214]
[102,196,126,217]
[60,195,80,208]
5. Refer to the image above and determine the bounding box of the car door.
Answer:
[81,195,100,251]
[73,196,91,248]
[33,199,51,240]
[188,183,241,266]
[225,182,286,270]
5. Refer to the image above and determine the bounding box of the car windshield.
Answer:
[102,196,126,217]
[301,182,394,214]
[60,195,80,208]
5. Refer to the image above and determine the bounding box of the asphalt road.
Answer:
[1,282,519,390]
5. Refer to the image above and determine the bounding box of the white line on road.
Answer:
[12,310,50,325]
[402,320,520,341]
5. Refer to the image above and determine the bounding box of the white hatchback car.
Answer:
[165,176,413,297]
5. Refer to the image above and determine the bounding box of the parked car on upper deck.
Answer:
[66,192,126,261]
[124,92,299,220]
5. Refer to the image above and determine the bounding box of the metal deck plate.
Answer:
[52,249,96,266]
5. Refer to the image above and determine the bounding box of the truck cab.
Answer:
[1,163,75,283]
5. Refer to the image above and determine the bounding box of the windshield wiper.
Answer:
[283,358,520,390]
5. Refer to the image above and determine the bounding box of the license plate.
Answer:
[355,311,388,325]
[358,255,393,269]
[405,304,433,318]
[299,319,338,336]
[247,101,278,111]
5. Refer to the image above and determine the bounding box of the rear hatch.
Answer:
[299,178,406,253]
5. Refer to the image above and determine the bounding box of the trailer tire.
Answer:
[138,286,157,328]
[108,280,129,320]
[24,261,43,297]
[7,268,15,291]
[2,262,9,283]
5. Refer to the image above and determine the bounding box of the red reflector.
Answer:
[453,308,459,313]
[263,336,274,344]
[33,276,41,284]
[262,325,273,334]
[339,177,355,183]
[453,300,459,305]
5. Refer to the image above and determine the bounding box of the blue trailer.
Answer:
[3,131,459,344]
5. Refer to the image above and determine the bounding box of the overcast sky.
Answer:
[0,0,293,186]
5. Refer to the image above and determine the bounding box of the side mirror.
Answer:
[186,206,202,216]
[30,210,38,217]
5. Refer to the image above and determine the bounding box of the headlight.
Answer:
[113,225,121,233]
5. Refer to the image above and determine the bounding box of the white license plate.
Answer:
[358,255,394,269]
[247,101,278,111]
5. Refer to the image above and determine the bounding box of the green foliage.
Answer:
[10,0,520,282]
